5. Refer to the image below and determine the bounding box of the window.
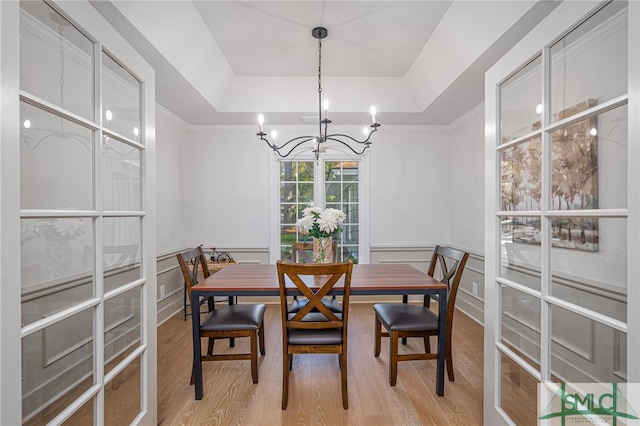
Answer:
[278,159,363,263]
[279,161,314,261]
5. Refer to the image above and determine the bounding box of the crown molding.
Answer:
[185,123,450,135]
[156,103,190,131]
[447,102,484,130]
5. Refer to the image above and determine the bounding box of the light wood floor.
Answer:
[158,303,485,425]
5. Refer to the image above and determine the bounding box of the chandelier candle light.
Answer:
[295,207,346,263]
[257,27,380,160]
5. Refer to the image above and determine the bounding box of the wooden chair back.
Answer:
[426,246,469,331]
[276,260,353,409]
[176,245,210,304]
[278,261,351,328]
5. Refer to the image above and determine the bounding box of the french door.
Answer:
[1,0,156,423]
[484,1,639,424]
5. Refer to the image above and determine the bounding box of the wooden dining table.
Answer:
[190,263,448,400]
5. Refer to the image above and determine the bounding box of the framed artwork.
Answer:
[501,99,599,252]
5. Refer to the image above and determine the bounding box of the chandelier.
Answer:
[257,27,380,160]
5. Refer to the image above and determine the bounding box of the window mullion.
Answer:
[94,40,105,426]
[539,44,552,383]
[316,160,324,208]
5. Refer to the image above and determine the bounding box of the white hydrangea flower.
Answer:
[295,206,347,239]
[302,206,322,217]
[295,215,315,233]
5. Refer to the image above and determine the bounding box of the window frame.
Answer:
[269,152,370,264]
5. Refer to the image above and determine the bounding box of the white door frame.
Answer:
[0,1,24,424]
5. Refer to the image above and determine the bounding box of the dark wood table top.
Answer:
[191,263,446,296]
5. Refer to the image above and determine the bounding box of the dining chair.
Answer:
[373,245,469,385]
[276,260,353,410]
[179,244,235,321]
[177,246,266,384]
[288,241,342,313]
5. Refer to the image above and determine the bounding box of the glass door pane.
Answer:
[20,0,94,120]
[102,51,141,141]
[325,161,359,262]
[499,55,542,144]
[551,217,627,321]
[21,309,95,424]
[20,102,94,210]
[549,1,628,122]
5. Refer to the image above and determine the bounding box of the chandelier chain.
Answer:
[317,38,322,96]
[58,24,65,107]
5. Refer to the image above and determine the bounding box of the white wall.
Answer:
[178,125,452,252]
[449,105,486,254]
[155,107,189,253]
[184,126,271,248]
[369,126,451,246]
[448,104,487,324]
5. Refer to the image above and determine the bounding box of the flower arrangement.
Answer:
[21,218,85,245]
[21,218,86,278]
[295,207,346,240]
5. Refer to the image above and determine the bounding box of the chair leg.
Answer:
[374,316,382,357]
[207,337,214,355]
[184,285,188,321]
[341,351,348,409]
[258,322,266,356]
[289,354,293,371]
[446,334,455,382]
[229,337,236,348]
[250,330,258,384]
[423,336,431,354]
[390,330,399,386]
[282,353,290,410]
[190,361,196,385]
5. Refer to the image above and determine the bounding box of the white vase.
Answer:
[312,237,333,263]
[45,238,72,278]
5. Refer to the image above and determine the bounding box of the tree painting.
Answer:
[501,99,599,251]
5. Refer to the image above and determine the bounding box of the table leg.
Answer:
[191,291,204,400]
[436,289,447,396]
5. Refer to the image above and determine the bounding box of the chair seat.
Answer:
[288,327,343,345]
[373,303,438,332]
[288,297,343,313]
[201,304,266,331]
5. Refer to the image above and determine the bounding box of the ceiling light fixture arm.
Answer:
[256,133,320,158]
[325,125,379,154]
